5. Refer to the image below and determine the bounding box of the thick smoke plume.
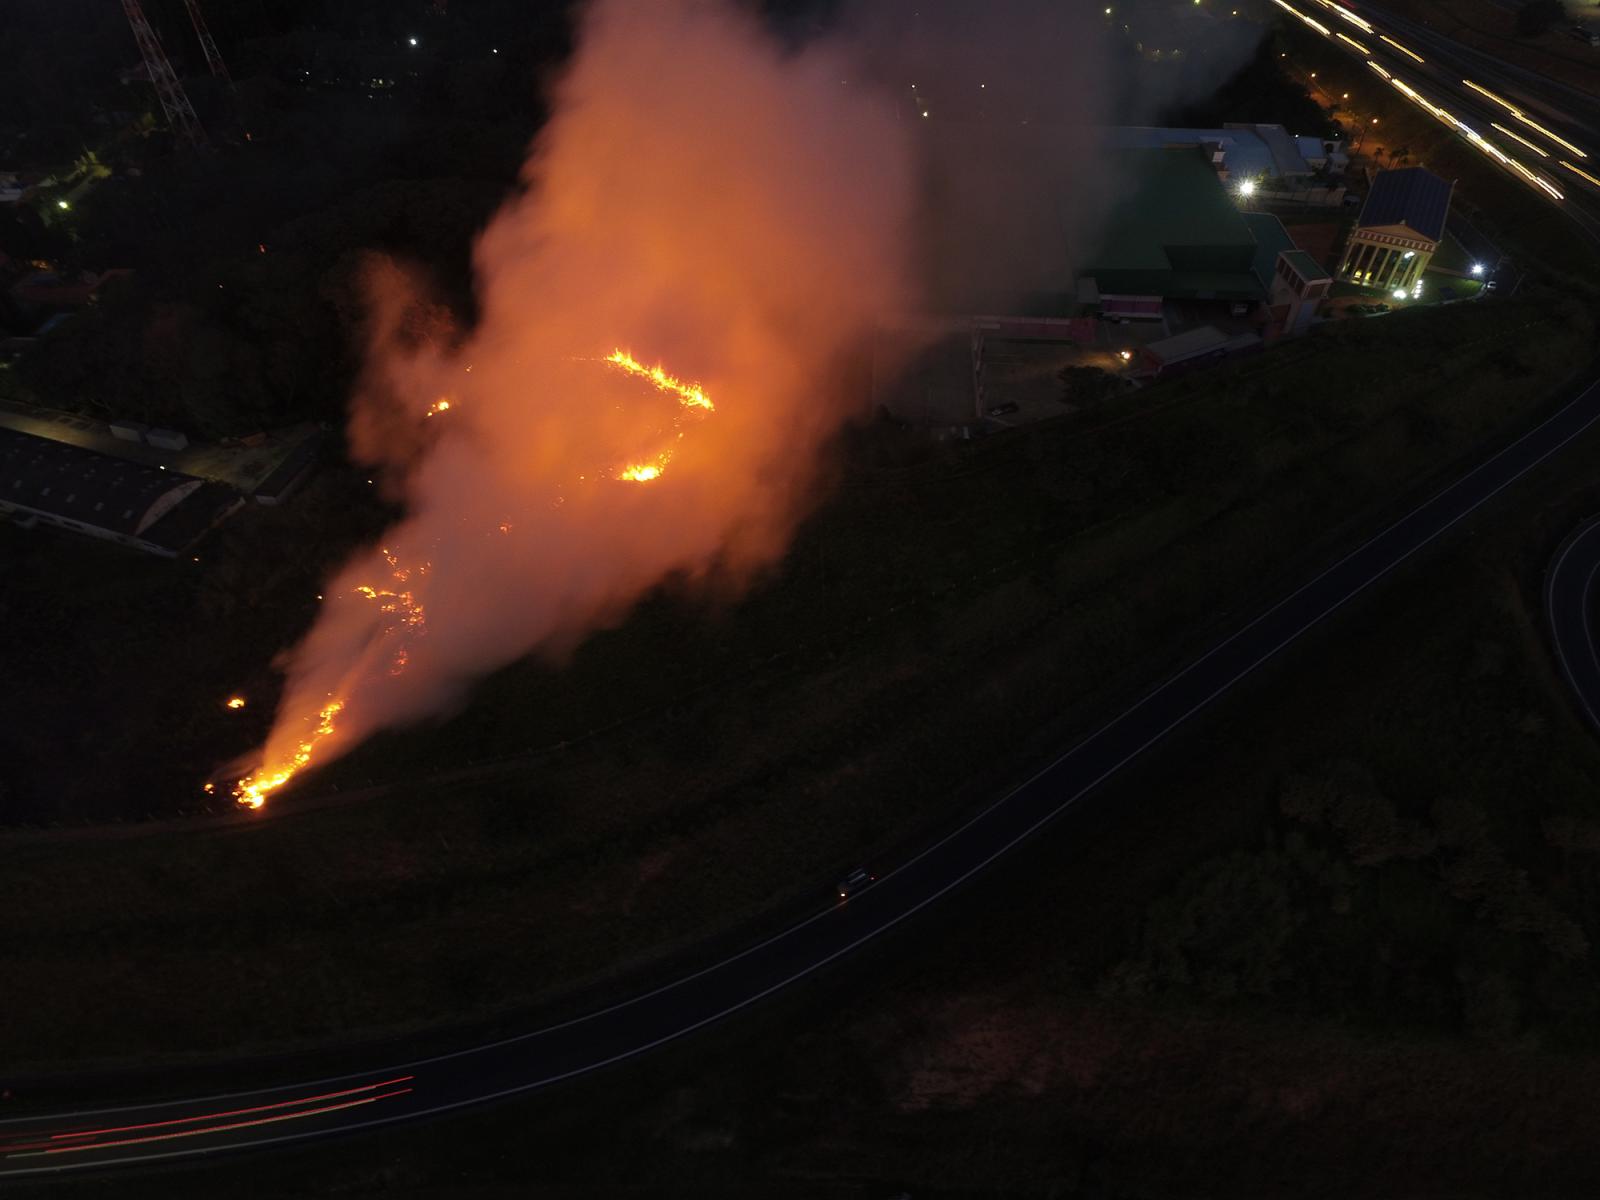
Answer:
[232,0,1257,804]
[234,0,919,799]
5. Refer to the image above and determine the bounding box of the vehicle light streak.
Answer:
[1463,78,1587,157]
[1366,59,1391,79]
[1462,78,1517,112]
[2,1088,414,1158]
[1375,70,1566,200]
[1491,122,1550,157]
[1268,0,1331,36]
[1512,112,1587,158]
[1331,4,1373,32]
[1379,33,1423,61]
[0,1077,416,1157]
[1464,128,1511,166]
[1560,159,1600,188]
[1336,31,1369,52]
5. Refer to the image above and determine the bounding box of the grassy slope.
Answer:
[2,289,1590,1072]
[32,428,1600,1198]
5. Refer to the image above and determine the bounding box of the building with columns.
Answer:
[1339,167,1454,292]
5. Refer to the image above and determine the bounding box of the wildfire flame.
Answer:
[228,550,428,807]
[616,463,663,482]
[226,347,713,806]
[604,350,714,411]
[602,349,711,483]
[233,698,344,810]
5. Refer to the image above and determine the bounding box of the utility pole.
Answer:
[120,0,207,149]
[183,0,234,90]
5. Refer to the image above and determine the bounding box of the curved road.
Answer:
[5,367,1600,1175]
[1547,516,1600,730]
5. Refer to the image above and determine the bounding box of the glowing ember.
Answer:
[354,583,427,628]
[225,696,247,710]
[604,350,714,411]
[425,398,452,417]
[232,698,344,809]
[616,462,663,482]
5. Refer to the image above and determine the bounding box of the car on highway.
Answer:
[836,867,878,900]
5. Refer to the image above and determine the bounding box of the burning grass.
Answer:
[0,290,1591,1070]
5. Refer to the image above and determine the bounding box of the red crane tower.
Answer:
[120,0,207,148]
[183,0,233,90]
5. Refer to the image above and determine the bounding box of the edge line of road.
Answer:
[1546,515,1600,729]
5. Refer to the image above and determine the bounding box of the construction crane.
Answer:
[183,0,234,90]
[120,0,207,149]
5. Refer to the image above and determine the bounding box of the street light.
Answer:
[1238,179,1256,197]
[56,199,69,211]
[407,36,418,46]
[1470,263,1485,276]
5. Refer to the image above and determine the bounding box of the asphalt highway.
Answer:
[6,369,1600,1178]
[1546,516,1600,731]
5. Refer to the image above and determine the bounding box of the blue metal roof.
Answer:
[1357,167,1453,242]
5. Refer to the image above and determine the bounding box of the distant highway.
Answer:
[1547,517,1600,731]
[6,357,1600,1175]
[1279,0,1600,246]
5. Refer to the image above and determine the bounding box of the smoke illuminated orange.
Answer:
[223,0,918,810]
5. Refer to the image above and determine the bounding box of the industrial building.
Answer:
[0,427,242,556]
[1077,147,1328,335]
[1106,123,1347,185]
[1337,166,1454,291]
